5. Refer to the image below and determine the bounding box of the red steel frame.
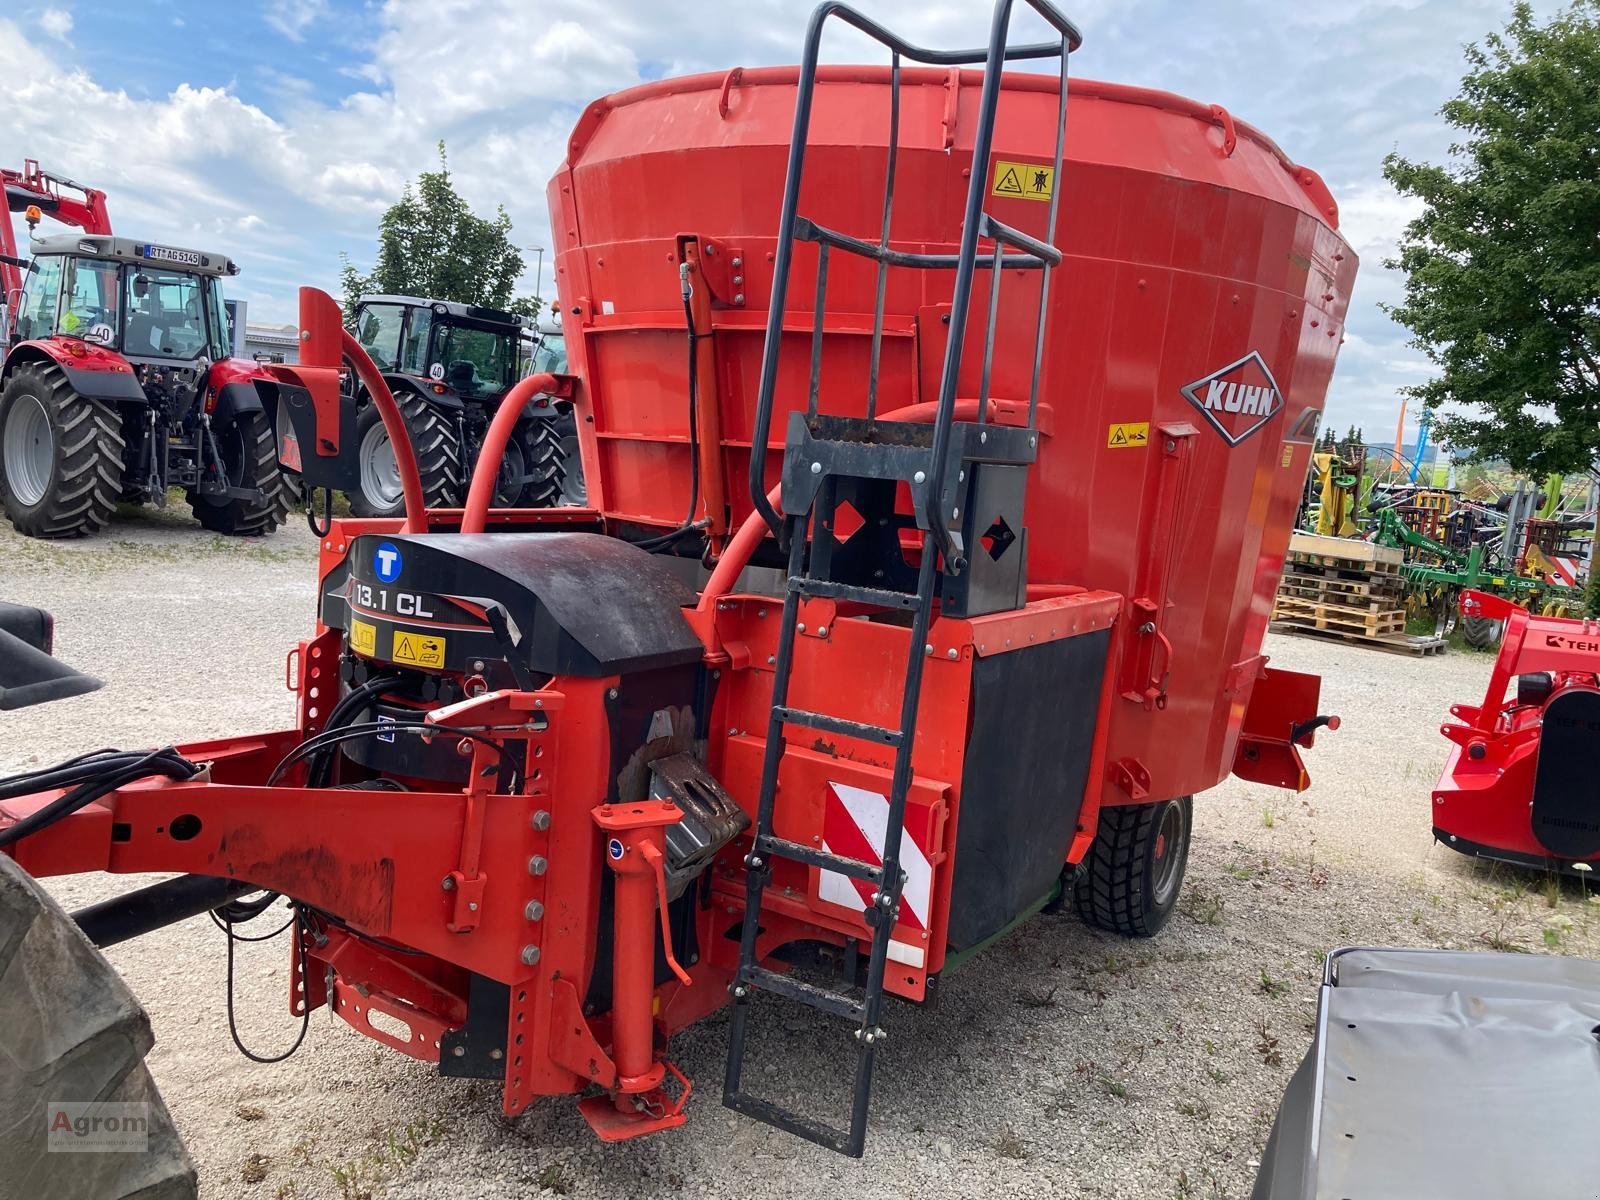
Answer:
[2,159,113,321]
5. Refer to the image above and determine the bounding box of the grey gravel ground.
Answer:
[3,509,1598,1200]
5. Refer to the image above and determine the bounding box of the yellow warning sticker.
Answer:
[392,631,446,669]
[1281,444,1295,469]
[350,618,377,657]
[1106,421,1149,449]
[991,160,1055,202]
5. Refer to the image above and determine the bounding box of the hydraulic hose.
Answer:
[459,372,560,534]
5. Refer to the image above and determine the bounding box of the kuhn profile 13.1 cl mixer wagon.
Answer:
[0,1,1353,1185]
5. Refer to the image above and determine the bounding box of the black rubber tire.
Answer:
[1462,614,1503,650]
[346,390,461,519]
[509,417,566,508]
[1074,796,1193,937]
[188,409,293,536]
[0,362,124,538]
[0,855,197,1198]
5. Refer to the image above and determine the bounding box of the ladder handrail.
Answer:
[748,0,1081,543]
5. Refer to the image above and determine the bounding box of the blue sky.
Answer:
[0,0,1565,436]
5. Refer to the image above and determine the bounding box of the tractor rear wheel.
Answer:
[0,855,196,1198]
[508,418,566,508]
[1074,796,1192,938]
[0,362,124,538]
[188,410,293,536]
[346,391,461,518]
[1462,614,1504,650]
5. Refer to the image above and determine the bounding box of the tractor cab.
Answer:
[10,234,235,363]
[349,295,524,402]
[339,295,579,518]
[0,234,293,538]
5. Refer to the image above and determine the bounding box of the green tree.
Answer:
[339,143,539,322]
[1383,2,1600,474]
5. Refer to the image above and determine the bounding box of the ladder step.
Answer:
[789,577,921,610]
[756,834,884,883]
[773,706,903,746]
[740,963,865,1020]
[724,1091,863,1158]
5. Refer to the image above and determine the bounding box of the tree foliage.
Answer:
[340,143,538,322]
[1383,2,1600,474]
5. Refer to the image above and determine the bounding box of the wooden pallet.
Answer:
[1268,621,1448,657]
[1284,554,1403,581]
[1287,532,1404,567]
[1272,596,1406,635]
[1277,578,1402,610]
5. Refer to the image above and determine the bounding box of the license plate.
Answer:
[142,244,202,266]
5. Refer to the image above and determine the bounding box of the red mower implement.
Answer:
[1433,589,1600,874]
[1,1,1351,1184]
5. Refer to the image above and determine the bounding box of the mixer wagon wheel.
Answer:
[1074,796,1193,937]
[346,388,462,519]
[0,855,196,1198]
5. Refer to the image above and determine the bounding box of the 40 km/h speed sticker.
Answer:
[392,632,446,669]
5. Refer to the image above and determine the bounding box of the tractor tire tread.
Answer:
[0,855,196,1198]
[189,410,292,536]
[0,363,124,538]
[346,390,461,519]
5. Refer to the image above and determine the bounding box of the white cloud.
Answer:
[0,0,1570,444]
[264,0,327,42]
[38,7,72,40]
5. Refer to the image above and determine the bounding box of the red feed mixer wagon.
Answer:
[0,0,1354,1175]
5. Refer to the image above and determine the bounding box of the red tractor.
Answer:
[1,1,1353,1189]
[1,163,292,537]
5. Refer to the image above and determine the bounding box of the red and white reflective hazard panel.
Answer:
[819,781,934,965]
[1549,556,1581,587]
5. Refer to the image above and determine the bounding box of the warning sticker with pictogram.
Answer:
[349,618,377,657]
[392,631,446,668]
[991,159,1055,202]
[1106,421,1149,448]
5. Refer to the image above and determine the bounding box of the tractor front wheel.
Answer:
[189,410,293,536]
[0,362,124,538]
[1074,796,1193,937]
[346,391,461,519]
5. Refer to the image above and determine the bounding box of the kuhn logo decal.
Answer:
[1180,351,1284,446]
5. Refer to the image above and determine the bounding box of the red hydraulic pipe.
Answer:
[340,328,428,533]
[459,372,560,534]
[696,484,783,616]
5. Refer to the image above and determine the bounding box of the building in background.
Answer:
[243,321,299,363]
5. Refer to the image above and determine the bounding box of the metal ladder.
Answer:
[722,0,1082,1157]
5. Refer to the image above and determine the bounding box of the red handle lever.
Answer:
[640,841,691,986]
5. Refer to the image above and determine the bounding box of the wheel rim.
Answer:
[3,394,54,507]
[359,419,402,508]
[1150,801,1185,908]
[495,441,527,506]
